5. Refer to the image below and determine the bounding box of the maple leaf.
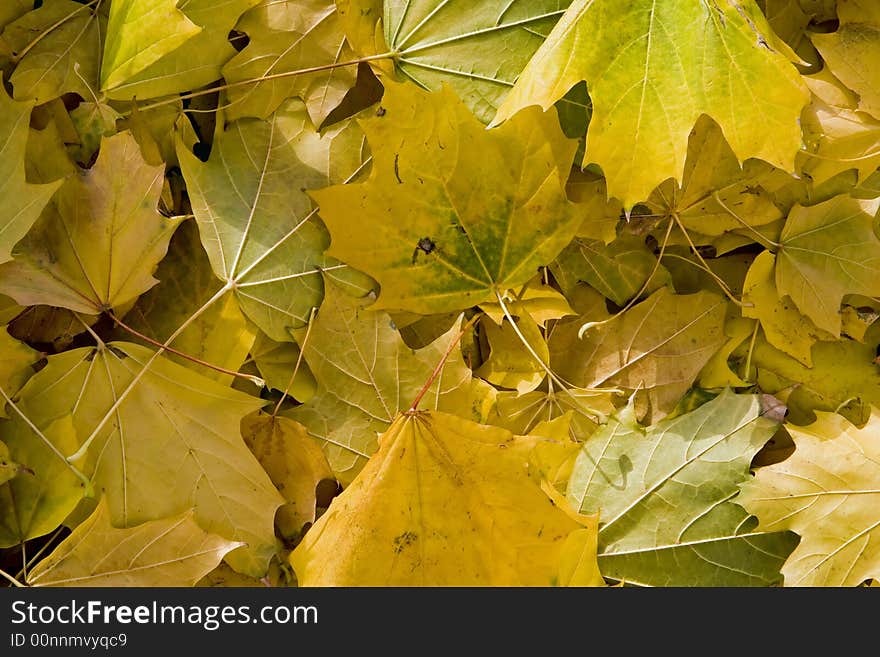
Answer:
[743,250,833,366]
[27,500,241,587]
[290,410,602,586]
[0,85,63,265]
[747,325,880,428]
[2,0,105,104]
[9,342,282,576]
[476,309,548,395]
[0,330,39,419]
[568,390,798,586]
[648,116,788,236]
[100,0,201,93]
[313,81,581,314]
[494,0,809,207]
[380,0,573,124]
[775,194,880,336]
[738,409,880,586]
[811,0,880,120]
[549,287,727,418]
[249,331,316,401]
[221,0,356,125]
[289,279,491,483]
[551,235,670,307]
[104,0,261,101]
[0,416,85,548]
[177,98,369,342]
[241,412,333,539]
[0,131,181,315]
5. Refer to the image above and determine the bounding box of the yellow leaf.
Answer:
[0,131,181,314]
[743,250,834,366]
[738,409,880,586]
[475,309,547,395]
[812,0,880,120]
[27,500,240,587]
[10,342,281,576]
[241,412,333,539]
[290,411,601,586]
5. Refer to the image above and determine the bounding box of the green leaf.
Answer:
[289,279,491,483]
[249,331,316,402]
[100,0,201,92]
[0,84,63,265]
[738,408,880,586]
[568,390,798,586]
[3,0,105,104]
[104,0,261,101]
[0,131,182,314]
[178,98,368,342]
[776,194,880,336]
[11,342,282,576]
[313,81,580,314]
[494,0,809,207]
[549,288,727,419]
[221,0,356,124]
[27,500,242,587]
[383,0,573,124]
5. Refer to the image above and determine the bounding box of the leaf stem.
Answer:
[0,567,24,588]
[711,191,782,250]
[15,527,65,581]
[671,213,745,307]
[108,311,263,386]
[272,307,317,417]
[408,314,479,412]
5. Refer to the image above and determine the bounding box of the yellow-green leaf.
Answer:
[494,0,809,207]
[114,221,257,385]
[101,0,201,92]
[0,131,181,314]
[289,279,491,483]
[569,390,797,586]
[743,250,833,366]
[738,409,880,586]
[11,342,281,576]
[0,84,63,265]
[476,309,547,395]
[27,500,241,587]
[221,0,356,124]
[3,0,105,104]
[776,195,880,336]
[104,0,261,101]
[290,410,601,586]
[382,0,573,124]
[0,330,39,419]
[313,81,580,314]
[0,416,85,548]
[178,98,368,342]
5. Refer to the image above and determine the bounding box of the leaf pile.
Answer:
[0,0,878,588]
